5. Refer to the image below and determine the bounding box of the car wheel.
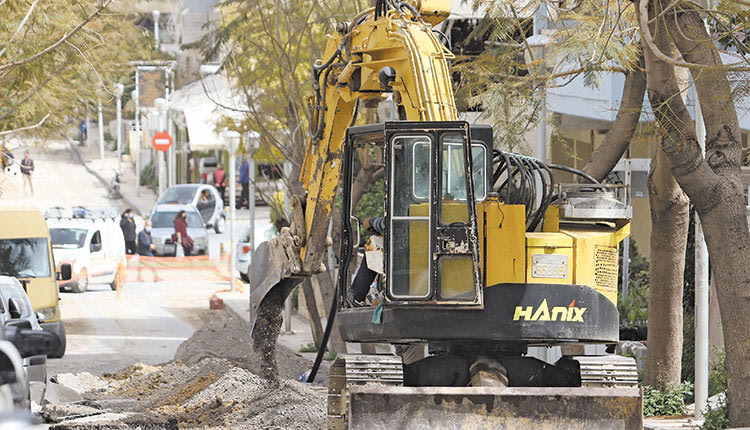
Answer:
[72,269,89,293]
[214,214,227,234]
[48,323,67,359]
[240,272,249,283]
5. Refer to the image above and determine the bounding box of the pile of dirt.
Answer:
[173,311,325,384]
[47,312,329,429]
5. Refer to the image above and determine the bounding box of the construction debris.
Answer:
[42,312,327,429]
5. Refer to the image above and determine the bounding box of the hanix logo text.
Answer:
[512,299,586,322]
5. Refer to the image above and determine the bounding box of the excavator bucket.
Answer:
[248,240,301,334]
[346,385,643,429]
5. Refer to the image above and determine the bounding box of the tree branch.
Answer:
[0,60,70,123]
[0,0,39,58]
[0,0,112,73]
[0,113,50,136]
[581,51,647,181]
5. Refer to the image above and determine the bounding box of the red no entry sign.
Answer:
[152,131,173,152]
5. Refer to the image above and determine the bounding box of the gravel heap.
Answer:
[46,313,328,429]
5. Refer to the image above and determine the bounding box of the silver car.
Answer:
[149,205,209,256]
[0,276,48,408]
[156,184,226,233]
[237,221,278,283]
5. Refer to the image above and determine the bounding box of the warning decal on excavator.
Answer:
[512,299,586,322]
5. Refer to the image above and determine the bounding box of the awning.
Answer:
[182,104,225,152]
[169,73,248,152]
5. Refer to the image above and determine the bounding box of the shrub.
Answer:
[702,397,729,430]
[643,381,693,417]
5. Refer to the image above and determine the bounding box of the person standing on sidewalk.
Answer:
[239,156,250,209]
[136,220,162,282]
[213,163,227,204]
[20,151,34,195]
[172,210,194,257]
[120,209,137,254]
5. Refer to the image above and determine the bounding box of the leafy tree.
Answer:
[0,1,153,138]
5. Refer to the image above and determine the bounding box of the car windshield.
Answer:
[0,283,31,318]
[0,238,51,278]
[50,228,87,249]
[151,211,203,229]
[157,187,198,205]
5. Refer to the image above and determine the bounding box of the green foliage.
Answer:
[140,160,157,193]
[193,0,358,190]
[642,381,694,417]
[618,238,650,327]
[702,398,729,430]
[0,1,153,137]
[298,342,318,353]
[682,312,695,387]
[709,349,727,397]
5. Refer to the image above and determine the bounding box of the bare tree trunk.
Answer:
[301,279,324,345]
[640,0,750,422]
[639,2,691,390]
[665,5,750,425]
[581,54,647,182]
[313,272,347,353]
[644,147,690,388]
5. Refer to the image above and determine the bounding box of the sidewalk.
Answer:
[218,290,320,362]
[69,136,157,217]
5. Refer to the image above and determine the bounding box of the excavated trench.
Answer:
[42,311,329,429]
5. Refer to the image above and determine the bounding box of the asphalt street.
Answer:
[4,142,265,375]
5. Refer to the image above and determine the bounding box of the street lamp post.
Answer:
[223,130,241,292]
[245,132,260,260]
[152,11,160,51]
[154,97,168,195]
[115,83,124,175]
[98,97,105,161]
[133,87,141,195]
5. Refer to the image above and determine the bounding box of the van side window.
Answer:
[90,231,102,252]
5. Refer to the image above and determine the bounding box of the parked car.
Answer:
[46,208,126,293]
[0,206,70,359]
[156,184,226,233]
[237,221,278,283]
[0,277,49,406]
[149,205,209,256]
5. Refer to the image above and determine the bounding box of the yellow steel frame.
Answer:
[296,5,457,273]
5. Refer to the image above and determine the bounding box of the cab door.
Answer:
[384,122,482,306]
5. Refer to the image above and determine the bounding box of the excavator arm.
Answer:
[248,0,459,328]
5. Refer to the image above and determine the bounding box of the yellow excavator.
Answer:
[247,0,643,428]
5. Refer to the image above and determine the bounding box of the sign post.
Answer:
[152,131,172,152]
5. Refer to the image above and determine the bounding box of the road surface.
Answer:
[3,142,259,376]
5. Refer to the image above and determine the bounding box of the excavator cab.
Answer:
[340,121,484,308]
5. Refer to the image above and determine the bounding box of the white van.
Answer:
[45,208,126,293]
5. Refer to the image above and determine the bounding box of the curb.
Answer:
[68,141,148,216]
[216,291,250,323]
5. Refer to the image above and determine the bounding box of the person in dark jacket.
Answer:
[136,220,162,282]
[347,216,385,306]
[239,157,250,209]
[119,209,137,254]
[172,210,194,256]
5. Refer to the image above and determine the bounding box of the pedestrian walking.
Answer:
[239,156,250,209]
[213,163,227,203]
[136,220,162,282]
[20,151,34,195]
[172,210,193,257]
[120,209,137,254]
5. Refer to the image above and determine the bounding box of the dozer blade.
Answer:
[347,385,642,430]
